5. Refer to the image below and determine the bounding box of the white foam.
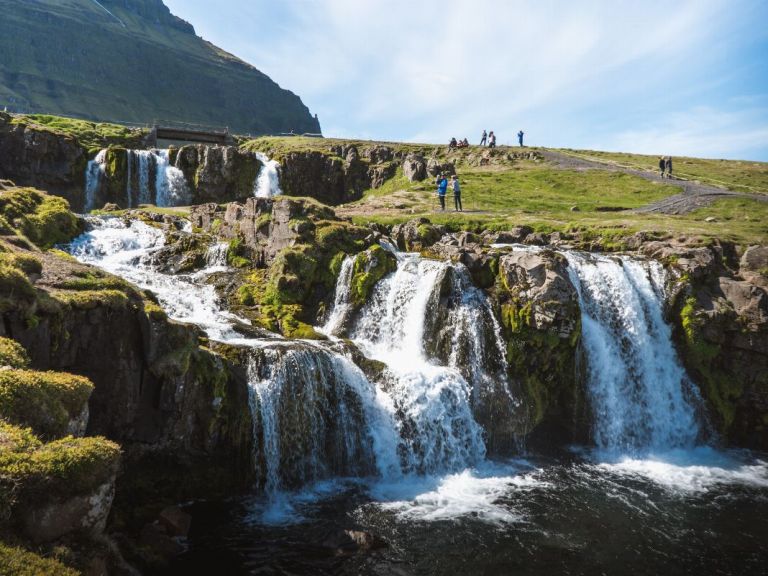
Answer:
[592,447,768,494]
[372,462,547,525]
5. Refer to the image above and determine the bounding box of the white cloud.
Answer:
[164,0,768,159]
[605,105,768,160]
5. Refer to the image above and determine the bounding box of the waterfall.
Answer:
[154,149,190,207]
[565,252,701,453]
[253,152,282,198]
[321,255,355,335]
[205,242,230,269]
[89,149,191,209]
[248,346,400,493]
[84,149,107,212]
[340,254,512,473]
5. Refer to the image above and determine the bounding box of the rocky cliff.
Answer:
[0,0,320,135]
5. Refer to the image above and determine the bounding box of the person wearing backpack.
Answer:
[451,175,462,212]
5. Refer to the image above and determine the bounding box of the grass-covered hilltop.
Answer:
[0,0,319,135]
[0,111,766,573]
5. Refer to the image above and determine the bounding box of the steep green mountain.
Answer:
[0,0,321,135]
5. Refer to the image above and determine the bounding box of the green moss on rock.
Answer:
[0,542,79,576]
[0,369,94,439]
[53,289,130,310]
[350,245,396,306]
[0,187,82,249]
[0,435,120,499]
[0,337,31,369]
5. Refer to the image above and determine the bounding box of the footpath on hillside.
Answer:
[542,150,768,214]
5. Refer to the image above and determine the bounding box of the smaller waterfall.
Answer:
[248,346,400,493]
[565,252,701,453]
[253,152,282,198]
[322,255,355,335]
[84,150,107,212]
[205,242,230,269]
[154,150,190,207]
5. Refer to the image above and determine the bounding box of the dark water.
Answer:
[167,449,768,576]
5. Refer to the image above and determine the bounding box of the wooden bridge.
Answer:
[148,124,234,146]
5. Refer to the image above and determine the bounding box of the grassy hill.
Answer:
[245,136,768,247]
[0,0,319,135]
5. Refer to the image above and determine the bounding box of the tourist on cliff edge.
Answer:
[480,130,488,146]
[518,130,525,146]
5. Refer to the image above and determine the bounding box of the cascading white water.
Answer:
[88,149,191,209]
[345,254,492,474]
[84,149,107,212]
[67,217,400,496]
[154,149,190,207]
[322,256,355,335]
[205,242,230,270]
[565,252,701,453]
[253,152,282,198]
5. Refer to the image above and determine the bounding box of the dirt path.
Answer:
[542,150,768,214]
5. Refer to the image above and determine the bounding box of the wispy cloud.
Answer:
[164,0,768,159]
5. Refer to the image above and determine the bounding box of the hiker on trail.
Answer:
[436,174,448,210]
[452,175,462,212]
[665,156,673,178]
[518,130,524,147]
[480,130,488,146]
[488,131,497,148]
[658,156,666,178]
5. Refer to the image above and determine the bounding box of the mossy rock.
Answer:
[0,435,120,500]
[53,289,131,310]
[0,187,83,249]
[0,542,78,576]
[0,262,36,312]
[677,295,739,430]
[0,337,30,369]
[265,245,319,305]
[350,244,397,306]
[0,369,94,439]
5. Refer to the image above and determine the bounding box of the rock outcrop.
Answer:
[638,240,768,450]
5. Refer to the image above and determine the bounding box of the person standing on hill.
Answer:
[451,175,462,212]
[665,156,673,178]
[480,130,488,146]
[658,156,666,178]
[518,130,524,146]
[488,131,497,148]
[436,174,448,210]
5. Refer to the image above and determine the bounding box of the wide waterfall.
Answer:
[565,252,702,452]
[83,149,191,212]
[253,151,282,198]
[67,219,768,572]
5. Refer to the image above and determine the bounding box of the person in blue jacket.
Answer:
[436,174,448,210]
[518,130,524,147]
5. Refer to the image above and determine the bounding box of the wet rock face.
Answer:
[494,249,585,446]
[659,242,768,450]
[20,479,116,543]
[276,147,398,204]
[175,144,261,204]
[0,113,87,209]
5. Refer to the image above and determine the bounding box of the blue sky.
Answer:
[163,0,768,160]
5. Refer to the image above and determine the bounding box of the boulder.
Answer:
[402,153,427,182]
[426,158,456,177]
[320,529,387,555]
[363,145,394,164]
[391,219,443,251]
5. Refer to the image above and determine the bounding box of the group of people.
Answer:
[435,173,462,211]
[479,130,497,148]
[658,156,673,178]
[448,137,470,149]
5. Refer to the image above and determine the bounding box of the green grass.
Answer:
[559,148,768,194]
[343,163,768,245]
[11,114,147,153]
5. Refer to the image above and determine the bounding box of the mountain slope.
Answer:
[0,0,320,135]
